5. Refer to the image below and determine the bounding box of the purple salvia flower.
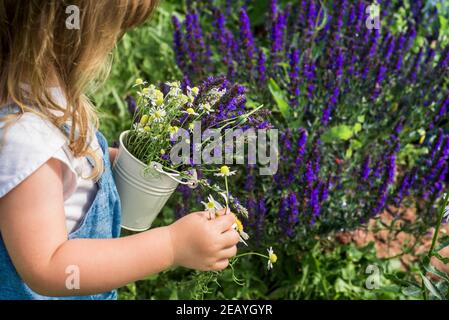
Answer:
[172,16,188,73]
[305,161,315,191]
[429,129,444,162]
[319,177,331,203]
[257,50,267,84]
[181,75,191,93]
[239,8,255,71]
[255,197,267,243]
[309,186,321,224]
[295,129,308,168]
[322,85,340,125]
[125,95,137,117]
[287,191,299,227]
[394,172,413,206]
[362,30,381,79]
[384,34,396,63]
[269,0,277,23]
[395,34,407,72]
[373,154,396,215]
[410,48,424,83]
[405,28,417,52]
[307,0,317,34]
[303,52,317,98]
[245,196,257,230]
[437,45,449,73]
[184,12,201,73]
[372,64,387,100]
[289,48,301,108]
[423,135,449,186]
[426,47,436,65]
[432,96,449,129]
[360,156,371,182]
[278,195,289,235]
[280,129,293,161]
[271,12,287,61]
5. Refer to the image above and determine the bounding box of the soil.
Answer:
[336,206,449,274]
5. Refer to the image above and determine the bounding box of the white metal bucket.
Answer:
[113,131,197,232]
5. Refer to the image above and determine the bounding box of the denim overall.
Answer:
[0,120,122,300]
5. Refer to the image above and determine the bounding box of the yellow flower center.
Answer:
[144,126,151,132]
[235,218,244,233]
[207,201,215,209]
[140,115,149,126]
[186,108,195,115]
[135,78,144,85]
[269,253,277,264]
[192,87,199,95]
[220,166,230,175]
[160,149,166,155]
[154,110,162,119]
[142,88,150,95]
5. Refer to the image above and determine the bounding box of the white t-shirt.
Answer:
[0,90,102,233]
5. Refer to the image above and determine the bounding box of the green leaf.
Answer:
[345,148,353,159]
[402,285,422,298]
[423,263,449,283]
[350,139,363,150]
[268,78,290,121]
[322,125,354,143]
[357,115,365,123]
[353,123,362,134]
[421,274,444,300]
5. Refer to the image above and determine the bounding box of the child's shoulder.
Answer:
[0,106,69,198]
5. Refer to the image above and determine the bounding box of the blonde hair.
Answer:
[0,0,158,179]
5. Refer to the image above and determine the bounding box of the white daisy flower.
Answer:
[231,217,249,246]
[267,247,278,270]
[214,165,237,177]
[201,195,224,217]
[150,109,166,123]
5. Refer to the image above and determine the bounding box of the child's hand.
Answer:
[168,209,240,271]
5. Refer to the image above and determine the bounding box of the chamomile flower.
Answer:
[232,217,249,246]
[134,78,145,86]
[151,109,166,123]
[215,165,237,177]
[154,90,165,107]
[201,195,224,217]
[183,107,199,116]
[191,86,199,96]
[267,247,277,270]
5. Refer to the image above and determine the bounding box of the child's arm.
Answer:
[0,159,239,297]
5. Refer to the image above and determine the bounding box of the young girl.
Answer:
[0,1,240,300]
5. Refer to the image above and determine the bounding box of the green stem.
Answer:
[234,252,269,260]
[427,192,449,259]
[225,176,230,211]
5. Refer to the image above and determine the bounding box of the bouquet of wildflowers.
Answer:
[124,77,278,276]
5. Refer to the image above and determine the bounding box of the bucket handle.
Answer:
[150,162,198,189]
